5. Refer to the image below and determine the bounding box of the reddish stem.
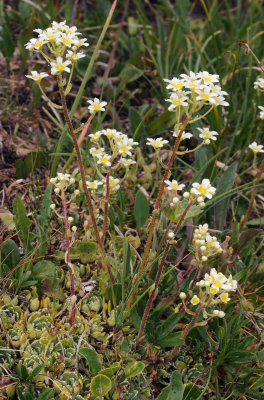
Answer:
[137,202,192,345]
[61,190,76,325]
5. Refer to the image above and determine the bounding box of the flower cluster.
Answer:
[165,71,229,112]
[50,173,76,193]
[193,224,222,262]
[86,129,137,192]
[25,21,87,82]
[183,179,216,208]
[180,268,237,319]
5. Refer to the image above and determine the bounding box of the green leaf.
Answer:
[156,313,182,340]
[90,374,112,397]
[124,361,145,379]
[38,388,53,400]
[100,362,121,377]
[134,191,149,228]
[156,331,185,348]
[13,196,34,252]
[79,347,102,375]
[157,370,183,400]
[38,185,52,228]
[233,229,262,253]
[32,261,56,281]
[105,283,122,304]
[1,239,20,270]
[213,162,238,230]
[183,383,204,400]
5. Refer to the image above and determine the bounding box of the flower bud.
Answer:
[50,203,56,210]
[179,292,186,300]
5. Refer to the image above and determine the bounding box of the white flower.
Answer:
[254,77,264,90]
[166,93,188,111]
[191,179,216,199]
[98,129,121,139]
[89,147,104,157]
[51,21,67,31]
[173,130,193,141]
[86,180,103,190]
[87,98,107,114]
[89,132,102,142]
[60,33,77,47]
[40,27,59,41]
[120,158,136,167]
[165,179,185,192]
[220,293,230,303]
[146,137,169,149]
[50,56,71,75]
[25,71,49,82]
[195,87,218,104]
[66,51,85,61]
[191,295,200,306]
[73,38,89,48]
[97,154,111,167]
[218,311,225,318]
[258,106,264,119]
[117,141,133,157]
[108,176,120,191]
[163,77,185,91]
[197,127,218,144]
[198,71,219,84]
[249,142,264,154]
[25,38,46,50]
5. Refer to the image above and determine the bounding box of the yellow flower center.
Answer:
[198,187,207,194]
[100,156,108,163]
[192,297,199,305]
[213,280,221,287]
[201,94,209,99]
[221,294,228,302]
[174,82,183,89]
[56,64,65,71]
[210,287,218,294]
[93,104,101,111]
[120,145,128,152]
[64,38,71,45]
[173,100,181,105]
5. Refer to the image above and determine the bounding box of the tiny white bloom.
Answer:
[86,180,103,190]
[108,176,120,191]
[197,127,218,144]
[191,179,216,199]
[146,137,169,149]
[25,71,49,82]
[258,106,264,119]
[165,179,185,192]
[97,154,111,167]
[191,295,200,306]
[66,50,85,61]
[87,98,107,114]
[173,130,193,141]
[249,141,264,154]
[50,56,71,75]
[120,158,136,167]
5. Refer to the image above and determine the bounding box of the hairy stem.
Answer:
[239,158,264,232]
[137,202,192,345]
[57,75,115,284]
[61,190,76,325]
[125,120,189,311]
